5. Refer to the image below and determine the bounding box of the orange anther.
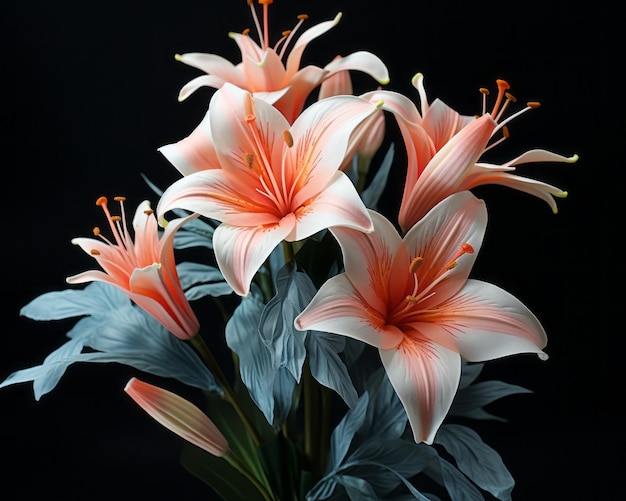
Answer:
[409,256,424,274]
[283,130,294,147]
[527,101,541,108]
[90,249,101,255]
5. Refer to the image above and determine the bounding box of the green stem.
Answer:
[191,335,262,446]
[224,451,276,501]
[282,240,295,270]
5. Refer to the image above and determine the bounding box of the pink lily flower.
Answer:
[66,197,200,340]
[156,83,380,297]
[363,74,578,232]
[125,377,229,457]
[174,0,389,123]
[295,191,548,444]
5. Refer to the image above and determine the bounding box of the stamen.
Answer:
[260,0,273,49]
[90,249,101,255]
[143,209,154,216]
[93,227,101,236]
[494,91,517,122]
[480,87,490,116]
[277,13,309,59]
[527,101,541,108]
[283,130,294,147]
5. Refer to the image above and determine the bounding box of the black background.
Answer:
[2,1,621,499]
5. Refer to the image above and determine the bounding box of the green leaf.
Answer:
[180,443,261,501]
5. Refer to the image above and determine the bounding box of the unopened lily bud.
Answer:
[125,377,229,457]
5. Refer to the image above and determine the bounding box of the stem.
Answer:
[225,451,276,501]
[190,335,262,446]
[303,359,320,474]
[282,240,295,270]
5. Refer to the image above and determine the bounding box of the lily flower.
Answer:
[364,74,578,232]
[295,191,548,444]
[66,197,200,340]
[157,83,379,297]
[174,0,389,123]
[125,377,229,457]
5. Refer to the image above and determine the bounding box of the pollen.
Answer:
[90,249,101,255]
[93,227,101,236]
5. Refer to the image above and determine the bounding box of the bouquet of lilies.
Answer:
[2,1,578,500]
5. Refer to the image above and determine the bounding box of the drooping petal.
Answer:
[380,340,461,444]
[212,216,296,296]
[437,279,548,361]
[322,51,390,86]
[175,52,243,85]
[178,74,230,102]
[294,274,404,350]
[124,377,229,457]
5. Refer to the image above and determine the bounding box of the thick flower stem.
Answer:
[190,334,262,446]
[303,359,320,474]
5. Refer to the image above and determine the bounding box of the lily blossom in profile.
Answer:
[174,0,389,123]
[295,191,548,444]
[66,197,200,340]
[125,377,229,457]
[364,74,578,231]
[156,83,380,297]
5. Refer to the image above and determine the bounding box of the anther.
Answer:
[111,216,121,222]
[479,88,490,95]
[90,249,101,255]
[297,14,309,20]
[259,0,273,5]
[242,28,251,36]
[409,256,424,274]
[243,153,255,168]
[505,92,517,103]
[114,196,126,202]
[502,126,510,139]
[281,30,291,37]
[283,130,294,147]
[143,209,154,216]
[527,101,541,109]
[406,295,419,303]
[93,227,101,236]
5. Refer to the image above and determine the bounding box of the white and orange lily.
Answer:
[364,74,578,232]
[156,83,380,296]
[66,197,200,340]
[174,0,389,123]
[295,191,548,444]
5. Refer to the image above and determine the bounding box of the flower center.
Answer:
[478,79,541,153]
[245,0,309,59]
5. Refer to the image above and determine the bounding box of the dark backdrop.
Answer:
[2,1,621,499]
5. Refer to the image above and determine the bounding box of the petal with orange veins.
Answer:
[294,274,404,350]
[213,215,296,297]
[288,172,373,241]
[380,340,461,444]
[437,279,548,362]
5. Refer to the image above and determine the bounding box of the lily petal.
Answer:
[380,341,461,444]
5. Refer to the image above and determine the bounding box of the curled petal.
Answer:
[323,50,390,85]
